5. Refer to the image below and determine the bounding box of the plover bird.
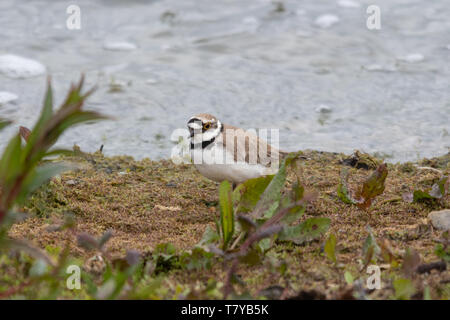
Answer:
[187,113,287,187]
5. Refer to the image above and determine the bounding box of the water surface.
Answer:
[1,0,449,162]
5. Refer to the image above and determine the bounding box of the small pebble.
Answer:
[314,14,340,29]
[65,179,77,186]
[428,210,450,231]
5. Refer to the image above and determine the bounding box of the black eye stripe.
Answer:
[187,118,201,124]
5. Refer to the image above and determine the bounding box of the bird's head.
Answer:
[187,113,222,144]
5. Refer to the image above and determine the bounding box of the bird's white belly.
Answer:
[191,143,276,184]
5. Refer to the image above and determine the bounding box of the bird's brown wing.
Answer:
[220,124,285,167]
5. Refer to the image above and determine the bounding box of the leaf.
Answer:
[236,214,258,233]
[233,175,273,213]
[219,180,234,249]
[423,286,431,300]
[16,162,72,204]
[429,176,448,198]
[434,243,450,262]
[23,80,54,153]
[378,238,397,265]
[393,278,416,300]
[362,226,381,268]
[251,153,296,219]
[181,247,214,271]
[0,238,55,267]
[29,259,49,277]
[125,250,141,267]
[404,176,448,203]
[402,248,421,278]
[19,126,31,142]
[356,163,388,209]
[279,179,307,224]
[0,135,22,187]
[153,243,177,264]
[98,229,113,249]
[344,271,354,285]
[0,119,11,131]
[337,164,388,210]
[0,77,106,219]
[413,190,435,202]
[337,168,356,204]
[77,233,99,251]
[324,233,337,263]
[257,238,272,253]
[238,247,263,266]
[279,217,331,244]
[197,226,220,246]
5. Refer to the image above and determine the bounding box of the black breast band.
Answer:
[190,122,224,150]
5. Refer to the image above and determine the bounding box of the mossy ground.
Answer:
[2,149,450,299]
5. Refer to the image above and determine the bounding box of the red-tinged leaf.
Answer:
[19,126,31,142]
[77,233,99,251]
[356,163,388,209]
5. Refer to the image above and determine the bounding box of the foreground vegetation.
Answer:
[0,79,449,300]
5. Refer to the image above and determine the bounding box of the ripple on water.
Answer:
[314,14,340,29]
[102,41,138,51]
[337,0,361,8]
[0,54,46,79]
[0,91,18,105]
[397,53,425,63]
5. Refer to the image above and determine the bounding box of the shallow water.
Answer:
[0,0,449,162]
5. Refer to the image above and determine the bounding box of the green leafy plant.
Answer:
[361,226,381,270]
[393,278,416,300]
[219,180,234,250]
[195,153,330,297]
[324,233,337,264]
[0,76,106,298]
[0,76,106,230]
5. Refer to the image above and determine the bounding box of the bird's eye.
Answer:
[203,123,211,130]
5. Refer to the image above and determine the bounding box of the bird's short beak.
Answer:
[189,127,195,138]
